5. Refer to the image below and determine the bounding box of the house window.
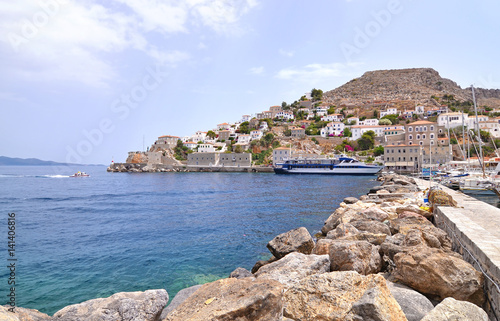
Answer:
[419,141,423,145]
[403,157,406,161]
[430,126,434,131]
[422,134,426,139]
[409,141,413,145]
[409,134,413,140]
[431,140,434,145]
[430,134,435,139]
[409,127,413,132]
[417,134,420,139]
[410,157,413,161]
[415,127,419,132]
[423,126,427,131]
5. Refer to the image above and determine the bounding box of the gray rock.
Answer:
[344,197,359,204]
[229,267,254,279]
[349,287,395,321]
[255,252,330,287]
[321,209,345,235]
[0,306,51,321]
[421,297,489,321]
[267,227,315,259]
[163,277,284,321]
[387,281,434,321]
[53,289,169,321]
[359,207,389,221]
[251,256,278,274]
[327,240,382,275]
[160,285,202,319]
[326,222,360,239]
[350,219,391,236]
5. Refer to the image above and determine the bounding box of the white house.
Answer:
[360,118,379,126]
[321,122,345,137]
[437,113,469,129]
[198,143,217,153]
[276,111,294,121]
[415,106,425,115]
[315,108,328,117]
[349,125,389,141]
[192,131,207,143]
[237,134,252,144]
[250,130,263,140]
[217,123,231,131]
[259,121,269,131]
[183,141,198,150]
[241,115,251,123]
[321,114,344,122]
[479,120,500,138]
[346,117,359,125]
[380,108,399,118]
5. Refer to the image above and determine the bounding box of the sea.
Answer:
[0,165,380,315]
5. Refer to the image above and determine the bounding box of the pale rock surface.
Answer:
[267,227,315,259]
[163,278,284,321]
[420,297,489,321]
[393,245,484,306]
[283,271,407,321]
[255,252,330,287]
[52,289,169,321]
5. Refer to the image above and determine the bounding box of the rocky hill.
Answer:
[323,68,500,108]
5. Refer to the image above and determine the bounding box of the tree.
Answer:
[206,130,217,139]
[357,131,375,150]
[234,145,243,153]
[311,88,323,101]
[343,127,352,137]
[263,133,274,146]
[238,121,250,134]
[327,106,336,115]
[373,110,379,118]
[381,114,399,124]
[373,145,384,156]
[281,101,288,109]
[379,118,392,125]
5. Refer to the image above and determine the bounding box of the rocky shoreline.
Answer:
[2,174,491,320]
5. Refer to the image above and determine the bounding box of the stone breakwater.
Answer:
[1,174,491,321]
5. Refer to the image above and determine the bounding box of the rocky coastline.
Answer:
[2,174,491,321]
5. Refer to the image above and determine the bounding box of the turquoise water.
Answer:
[0,166,379,315]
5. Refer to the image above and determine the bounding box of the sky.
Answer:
[1,0,500,164]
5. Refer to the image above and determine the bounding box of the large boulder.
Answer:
[343,197,359,204]
[421,297,489,321]
[283,271,407,321]
[386,281,434,321]
[326,240,382,275]
[402,227,451,250]
[52,289,169,321]
[321,208,347,235]
[393,245,484,305]
[0,306,51,321]
[163,278,284,321]
[389,216,433,235]
[326,222,360,239]
[350,219,391,236]
[255,252,330,287]
[160,285,202,319]
[340,232,387,246]
[266,227,314,259]
[251,256,277,274]
[396,205,432,219]
[359,206,389,221]
[229,267,254,279]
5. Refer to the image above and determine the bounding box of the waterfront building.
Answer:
[155,135,180,149]
[321,122,345,137]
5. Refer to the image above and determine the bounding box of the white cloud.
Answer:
[279,49,294,57]
[198,42,208,49]
[0,0,258,87]
[275,62,362,82]
[249,66,264,74]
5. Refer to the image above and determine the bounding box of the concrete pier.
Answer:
[414,178,500,321]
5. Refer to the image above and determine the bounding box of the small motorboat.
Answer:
[70,171,90,177]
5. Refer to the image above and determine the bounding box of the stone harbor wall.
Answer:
[3,174,497,321]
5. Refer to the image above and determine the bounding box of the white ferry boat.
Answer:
[274,155,383,175]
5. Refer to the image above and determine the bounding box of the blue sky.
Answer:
[1,0,499,164]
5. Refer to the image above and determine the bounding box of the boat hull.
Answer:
[274,167,382,175]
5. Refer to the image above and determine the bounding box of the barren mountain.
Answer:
[323,68,500,108]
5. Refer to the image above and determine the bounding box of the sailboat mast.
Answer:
[472,85,485,177]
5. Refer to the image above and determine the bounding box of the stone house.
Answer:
[290,127,305,138]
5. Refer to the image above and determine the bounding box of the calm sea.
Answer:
[0,165,379,315]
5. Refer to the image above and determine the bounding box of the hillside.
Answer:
[323,68,500,109]
[0,156,103,166]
